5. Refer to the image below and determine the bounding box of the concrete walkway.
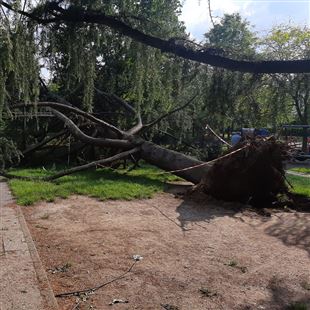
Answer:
[0,181,58,310]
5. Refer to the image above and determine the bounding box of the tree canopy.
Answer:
[1,0,310,73]
[0,1,309,169]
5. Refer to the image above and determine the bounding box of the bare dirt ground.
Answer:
[22,191,310,310]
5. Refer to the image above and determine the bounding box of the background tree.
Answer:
[0,1,39,167]
[201,14,258,138]
[262,25,310,151]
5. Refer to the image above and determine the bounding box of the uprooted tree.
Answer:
[0,1,308,206]
[5,99,289,205]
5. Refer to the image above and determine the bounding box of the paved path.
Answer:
[0,181,58,310]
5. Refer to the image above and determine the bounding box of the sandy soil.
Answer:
[22,191,310,310]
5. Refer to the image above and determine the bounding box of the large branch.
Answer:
[0,147,140,181]
[126,112,142,135]
[12,102,125,137]
[95,88,143,135]
[39,77,73,106]
[2,1,309,73]
[51,109,133,148]
[45,147,140,180]
[95,88,136,115]
[22,130,67,156]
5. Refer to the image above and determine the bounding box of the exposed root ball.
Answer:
[201,138,289,206]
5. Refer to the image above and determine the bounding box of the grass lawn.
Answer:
[8,164,309,206]
[290,167,310,174]
[8,165,180,206]
[286,174,310,197]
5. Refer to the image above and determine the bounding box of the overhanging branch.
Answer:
[1,1,309,73]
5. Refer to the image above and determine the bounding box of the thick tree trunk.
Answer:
[140,141,209,184]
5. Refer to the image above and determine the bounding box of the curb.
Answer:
[16,205,59,310]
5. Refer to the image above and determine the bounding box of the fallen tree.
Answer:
[199,138,289,205]
[1,94,293,207]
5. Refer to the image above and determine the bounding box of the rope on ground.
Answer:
[55,260,138,298]
[205,123,232,147]
[142,144,248,176]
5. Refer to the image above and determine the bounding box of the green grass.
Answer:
[8,164,309,206]
[286,302,308,310]
[290,167,310,174]
[8,165,181,206]
[286,174,310,197]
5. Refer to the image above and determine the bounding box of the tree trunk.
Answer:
[140,141,209,184]
[302,127,308,153]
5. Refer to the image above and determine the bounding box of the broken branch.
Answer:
[12,102,125,137]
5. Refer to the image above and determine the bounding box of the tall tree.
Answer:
[0,1,39,167]
[202,14,258,135]
[262,25,310,151]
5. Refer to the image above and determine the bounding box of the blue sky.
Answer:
[180,0,310,40]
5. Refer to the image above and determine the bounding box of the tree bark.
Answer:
[140,141,209,184]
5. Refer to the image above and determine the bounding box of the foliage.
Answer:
[0,135,22,169]
[286,174,310,197]
[290,167,310,174]
[205,13,257,59]
[40,0,189,115]
[190,13,260,147]
[0,2,39,167]
[8,164,181,205]
[0,1,309,167]
[262,25,310,150]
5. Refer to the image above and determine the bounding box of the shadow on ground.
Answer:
[260,276,310,309]
[264,212,310,257]
[164,182,241,231]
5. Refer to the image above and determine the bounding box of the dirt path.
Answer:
[23,193,310,310]
[0,181,58,310]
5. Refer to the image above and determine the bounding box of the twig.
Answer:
[95,88,136,115]
[208,0,215,27]
[55,261,137,298]
[144,94,199,130]
[158,129,202,153]
[147,203,189,231]
[18,0,28,25]
[71,301,80,310]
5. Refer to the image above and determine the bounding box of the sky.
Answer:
[180,0,310,40]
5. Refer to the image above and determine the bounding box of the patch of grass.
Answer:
[8,164,182,206]
[199,287,217,297]
[226,260,237,267]
[224,260,247,273]
[290,167,310,174]
[286,302,308,310]
[287,174,310,198]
